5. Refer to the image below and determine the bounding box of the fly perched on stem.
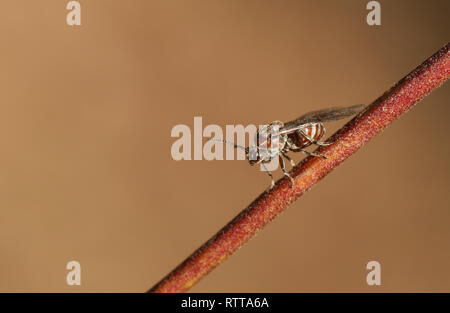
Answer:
[213,104,365,189]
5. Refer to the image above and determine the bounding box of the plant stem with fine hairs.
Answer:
[149,43,450,293]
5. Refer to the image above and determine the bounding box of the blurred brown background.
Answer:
[0,0,449,292]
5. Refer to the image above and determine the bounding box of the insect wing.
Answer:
[280,104,365,135]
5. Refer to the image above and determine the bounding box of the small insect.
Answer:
[213,104,365,189]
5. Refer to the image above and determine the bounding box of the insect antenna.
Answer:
[206,138,249,153]
[206,137,273,159]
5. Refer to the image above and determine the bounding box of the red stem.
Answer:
[149,43,450,293]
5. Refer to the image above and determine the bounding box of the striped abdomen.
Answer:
[289,122,325,149]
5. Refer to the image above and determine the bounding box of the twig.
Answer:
[149,43,450,293]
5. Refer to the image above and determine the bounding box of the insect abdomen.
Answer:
[293,122,325,148]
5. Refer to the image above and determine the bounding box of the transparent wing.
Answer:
[280,104,365,135]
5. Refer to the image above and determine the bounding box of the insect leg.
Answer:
[281,151,296,167]
[261,163,275,190]
[253,158,263,165]
[279,156,294,188]
[299,149,327,159]
[290,147,327,159]
[299,129,332,146]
